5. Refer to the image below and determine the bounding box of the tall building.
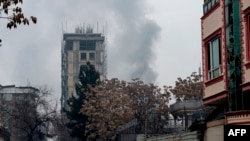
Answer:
[0,85,38,141]
[61,26,107,110]
[201,0,250,140]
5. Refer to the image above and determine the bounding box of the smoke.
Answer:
[0,0,160,100]
[107,0,161,83]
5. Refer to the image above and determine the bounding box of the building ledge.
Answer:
[241,81,250,92]
[225,110,250,124]
[245,61,250,69]
[203,90,227,105]
[204,75,223,87]
[207,119,225,128]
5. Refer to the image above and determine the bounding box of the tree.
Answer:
[126,78,170,134]
[80,78,171,140]
[0,0,37,29]
[52,114,73,141]
[80,78,134,140]
[64,62,100,141]
[167,72,203,101]
[0,86,58,141]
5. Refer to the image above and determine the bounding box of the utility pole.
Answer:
[144,119,147,141]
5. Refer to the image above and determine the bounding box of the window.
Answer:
[65,40,73,51]
[247,14,250,61]
[207,36,221,80]
[89,53,95,60]
[203,0,219,14]
[80,40,96,50]
[3,93,12,101]
[80,53,87,60]
[244,8,250,64]
[16,94,24,101]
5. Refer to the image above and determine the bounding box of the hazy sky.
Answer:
[0,0,203,101]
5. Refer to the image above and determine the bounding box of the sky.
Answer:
[0,0,203,102]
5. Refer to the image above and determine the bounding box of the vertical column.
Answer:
[225,0,242,111]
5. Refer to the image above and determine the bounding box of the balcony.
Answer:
[226,110,250,124]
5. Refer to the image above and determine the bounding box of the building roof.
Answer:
[63,33,105,41]
[0,85,39,93]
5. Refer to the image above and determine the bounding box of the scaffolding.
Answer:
[61,25,107,111]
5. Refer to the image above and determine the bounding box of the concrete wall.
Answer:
[241,1,250,84]
[135,120,224,141]
[136,131,200,141]
[204,119,224,141]
[242,0,250,11]
[204,80,225,99]
[202,1,223,39]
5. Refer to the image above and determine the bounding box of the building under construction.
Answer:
[61,26,107,110]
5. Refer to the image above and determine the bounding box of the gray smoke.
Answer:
[0,0,160,100]
[107,0,161,83]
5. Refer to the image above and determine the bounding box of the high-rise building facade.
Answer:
[61,27,106,110]
[202,0,250,125]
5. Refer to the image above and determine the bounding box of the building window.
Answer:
[207,36,221,80]
[89,53,95,60]
[203,0,219,14]
[16,94,24,101]
[65,40,73,51]
[80,40,96,50]
[247,14,250,61]
[3,93,12,101]
[81,53,87,60]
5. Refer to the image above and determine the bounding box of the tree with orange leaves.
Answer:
[81,78,171,140]
[81,78,134,140]
[166,72,203,101]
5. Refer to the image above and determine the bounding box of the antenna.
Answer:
[97,21,98,33]
[66,21,67,32]
[198,64,202,81]
[27,79,30,86]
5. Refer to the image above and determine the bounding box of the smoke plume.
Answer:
[107,0,161,83]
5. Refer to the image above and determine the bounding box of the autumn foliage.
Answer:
[81,78,134,140]
[64,62,100,141]
[81,78,171,140]
[166,72,203,101]
[0,0,37,29]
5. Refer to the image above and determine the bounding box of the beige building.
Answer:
[61,27,107,110]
